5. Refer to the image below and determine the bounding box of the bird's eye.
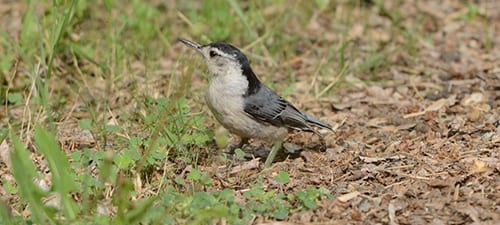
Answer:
[209,50,218,58]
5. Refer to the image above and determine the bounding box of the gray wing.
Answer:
[243,86,331,134]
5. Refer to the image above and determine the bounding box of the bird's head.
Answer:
[179,38,250,77]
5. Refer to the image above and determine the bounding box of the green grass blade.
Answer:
[264,141,282,168]
[226,0,257,40]
[355,51,389,75]
[67,42,108,73]
[11,134,55,224]
[18,0,38,66]
[125,197,157,224]
[34,125,79,221]
[0,200,13,225]
[46,0,77,79]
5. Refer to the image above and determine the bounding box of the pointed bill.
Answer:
[178,38,202,53]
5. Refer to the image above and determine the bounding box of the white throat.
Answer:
[207,65,248,97]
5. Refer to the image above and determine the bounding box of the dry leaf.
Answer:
[388,202,398,225]
[0,139,10,169]
[43,193,61,209]
[471,160,492,173]
[367,117,389,128]
[396,123,417,130]
[461,92,486,106]
[359,155,406,163]
[230,158,260,174]
[337,191,360,202]
[259,223,296,225]
[331,103,352,111]
[404,95,456,118]
[348,23,364,39]
[134,174,142,197]
[426,98,449,111]
[455,204,480,222]
[492,134,500,143]
[468,108,482,121]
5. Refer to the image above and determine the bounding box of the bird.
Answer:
[178,38,333,165]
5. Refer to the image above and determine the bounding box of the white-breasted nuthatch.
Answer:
[179,38,333,163]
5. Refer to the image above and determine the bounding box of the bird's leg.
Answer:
[318,135,327,151]
[264,141,283,168]
[226,137,249,154]
[312,130,327,151]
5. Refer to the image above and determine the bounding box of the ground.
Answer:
[0,0,499,224]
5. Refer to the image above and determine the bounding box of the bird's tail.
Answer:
[305,114,333,131]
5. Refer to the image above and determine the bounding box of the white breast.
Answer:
[205,73,288,142]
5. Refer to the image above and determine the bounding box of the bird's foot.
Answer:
[318,138,327,152]
[251,145,272,159]
[283,142,303,154]
[224,138,249,154]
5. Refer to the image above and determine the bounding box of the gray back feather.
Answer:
[243,86,330,134]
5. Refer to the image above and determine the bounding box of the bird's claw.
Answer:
[224,138,249,154]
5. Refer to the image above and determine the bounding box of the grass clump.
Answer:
[1,1,345,224]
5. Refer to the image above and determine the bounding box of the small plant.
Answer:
[460,2,479,21]
[274,170,290,185]
[234,148,246,160]
[294,187,331,210]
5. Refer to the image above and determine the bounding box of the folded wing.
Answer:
[243,86,332,136]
